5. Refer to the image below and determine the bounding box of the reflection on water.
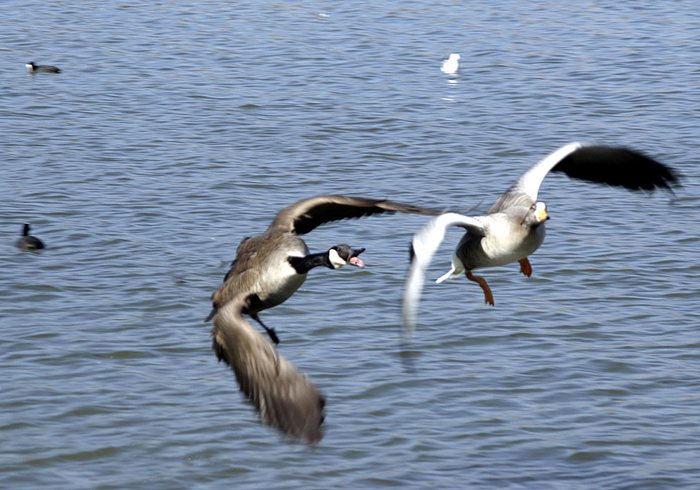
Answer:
[443,77,460,101]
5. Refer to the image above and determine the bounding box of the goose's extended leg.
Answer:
[467,271,494,306]
[251,313,280,345]
[519,257,532,277]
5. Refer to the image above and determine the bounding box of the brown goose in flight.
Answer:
[207,194,439,344]
[209,194,439,441]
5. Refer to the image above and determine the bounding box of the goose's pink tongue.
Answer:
[349,257,365,268]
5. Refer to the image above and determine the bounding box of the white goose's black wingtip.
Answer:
[552,145,682,193]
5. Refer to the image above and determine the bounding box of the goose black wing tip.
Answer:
[553,145,683,193]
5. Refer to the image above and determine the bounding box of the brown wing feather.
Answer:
[269,195,441,235]
[211,296,325,443]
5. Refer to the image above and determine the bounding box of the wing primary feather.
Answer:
[270,195,441,235]
[551,145,681,192]
[212,297,325,443]
[490,143,680,213]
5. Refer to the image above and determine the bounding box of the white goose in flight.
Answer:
[402,142,680,333]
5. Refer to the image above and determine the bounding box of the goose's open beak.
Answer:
[349,247,365,268]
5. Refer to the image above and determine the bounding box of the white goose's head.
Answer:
[523,201,549,227]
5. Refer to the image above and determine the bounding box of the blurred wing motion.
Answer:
[402,213,485,335]
[212,296,325,443]
[271,194,442,235]
[490,142,680,212]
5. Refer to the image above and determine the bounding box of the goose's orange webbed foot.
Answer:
[519,257,532,277]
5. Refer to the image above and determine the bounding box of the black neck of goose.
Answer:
[288,252,332,274]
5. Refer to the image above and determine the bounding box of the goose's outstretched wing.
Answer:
[490,143,680,212]
[402,213,485,335]
[212,296,325,443]
[270,195,441,235]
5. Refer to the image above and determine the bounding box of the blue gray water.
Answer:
[2,1,700,488]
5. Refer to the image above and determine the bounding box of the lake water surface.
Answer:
[2,1,700,488]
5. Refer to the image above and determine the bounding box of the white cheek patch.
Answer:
[328,248,347,269]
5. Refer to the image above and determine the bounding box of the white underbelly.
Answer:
[260,269,306,307]
[480,223,546,267]
[256,245,308,308]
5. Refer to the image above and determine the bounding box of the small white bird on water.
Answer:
[441,53,461,75]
